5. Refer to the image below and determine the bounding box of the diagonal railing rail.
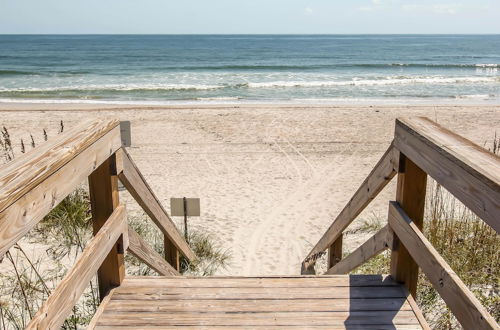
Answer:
[0,119,196,329]
[302,117,499,330]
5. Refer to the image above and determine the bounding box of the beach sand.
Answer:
[1,103,499,275]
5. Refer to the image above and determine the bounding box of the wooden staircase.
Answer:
[0,118,498,329]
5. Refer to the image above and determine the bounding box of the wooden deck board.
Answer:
[121,274,400,287]
[93,275,426,329]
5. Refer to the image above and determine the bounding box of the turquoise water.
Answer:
[0,35,499,104]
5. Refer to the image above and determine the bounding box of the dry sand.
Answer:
[1,103,499,276]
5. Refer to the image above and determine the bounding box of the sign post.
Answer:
[183,197,188,241]
[171,197,200,243]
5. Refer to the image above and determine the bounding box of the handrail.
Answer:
[303,117,500,330]
[0,119,122,258]
[0,119,120,213]
[325,225,392,275]
[115,147,196,262]
[301,142,399,272]
[127,227,180,276]
[394,117,500,232]
[26,205,128,329]
[0,119,195,328]
[388,201,498,330]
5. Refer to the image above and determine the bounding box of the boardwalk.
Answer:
[90,275,425,329]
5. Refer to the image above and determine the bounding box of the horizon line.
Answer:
[1,33,500,36]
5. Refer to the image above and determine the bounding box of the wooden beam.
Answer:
[327,235,343,270]
[116,148,196,261]
[390,154,427,297]
[326,225,392,275]
[388,201,498,330]
[0,126,121,258]
[26,205,127,330]
[164,235,180,271]
[394,117,500,233]
[89,155,125,299]
[302,143,399,272]
[0,119,120,213]
[128,228,180,276]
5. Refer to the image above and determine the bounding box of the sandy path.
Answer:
[1,103,498,276]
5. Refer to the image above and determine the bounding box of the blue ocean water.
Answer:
[0,35,499,104]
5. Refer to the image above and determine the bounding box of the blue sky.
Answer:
[1,0,499,34]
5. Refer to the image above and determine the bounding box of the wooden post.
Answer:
[88,155,125,300]
[390,154,427,297]
[327,234,343,270]
[164,237,180,271]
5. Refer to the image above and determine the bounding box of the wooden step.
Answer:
[90,275,428,329]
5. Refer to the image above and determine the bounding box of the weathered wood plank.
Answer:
[394,117,500,233]
[327,234,343,270]
[0,126,121,258]
[105,298,413,312]
[0,119,120,213]
[127,227,180,276]
[390,154,427,297]
[95,326,422,330]
[96,310,419,327]
[26,205,127,330]
[302,143,399,272]
[121,275,400,288]
[116,148,196,261]
[164,234,180,271]
[388,201,498,330]
[88,287,117,330]
[111,286,407,299]
[89,155,125,299]
[92,275,423,329]
[326,225,392,275]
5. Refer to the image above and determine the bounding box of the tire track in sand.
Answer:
[242,117,363,275]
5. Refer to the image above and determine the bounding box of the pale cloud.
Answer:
[304,7,313,15]
[401,2,489,15]
[358,0,395,12]
[358,6,374,11]
[432,4,462,14]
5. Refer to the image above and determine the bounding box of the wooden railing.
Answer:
[0,119,196,329]
[301,117,500,330]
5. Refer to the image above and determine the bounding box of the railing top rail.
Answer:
[0,119,122,258]
[388,201,498,330]
[395,117,500,233]
[0,119,120,213]
[396,117,500,187]
[116,148,196,261]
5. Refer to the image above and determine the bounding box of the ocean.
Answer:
[0,34,499,104]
